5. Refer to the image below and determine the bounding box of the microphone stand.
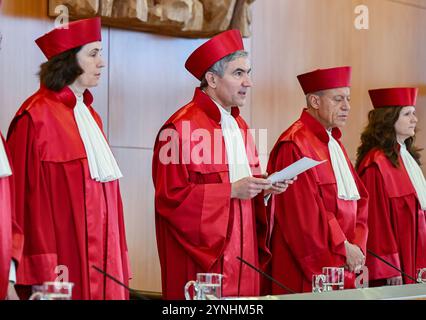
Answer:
[236,256,296,294]
[92,265,150,300]
[367,250,418,283]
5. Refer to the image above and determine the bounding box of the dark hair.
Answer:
[355,106,422,169]
[39,46,83,91]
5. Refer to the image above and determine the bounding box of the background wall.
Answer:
[1,0,425,294]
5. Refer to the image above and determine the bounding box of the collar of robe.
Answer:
[44,85,94,109]
[0,135,12,178]
[300,109,342,143]
[194,88,240,124]
[14,85,94,119]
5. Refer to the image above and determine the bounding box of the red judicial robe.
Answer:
[266,110,369,294]
[0,133,23,299]
[357,148,426,284]
[152,88,269,300]
[7,86,131,300]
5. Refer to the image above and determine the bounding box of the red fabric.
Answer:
[6,86,131,300]
[358,148,426,284]
[185,30,244,80]
[368,87,418,108]
[35,17,101,59]
[266,110,369,294]
[297,66,352,94]
[152,88,269,300]
[0,134,23,300]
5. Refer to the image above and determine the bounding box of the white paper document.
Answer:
[268,157,327,183]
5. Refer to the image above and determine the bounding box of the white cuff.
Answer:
[8,260,16,283]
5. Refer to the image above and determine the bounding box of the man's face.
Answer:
[211,56,253,108]
[313,87,351,129]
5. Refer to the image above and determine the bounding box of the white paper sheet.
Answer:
[268,157,327,183]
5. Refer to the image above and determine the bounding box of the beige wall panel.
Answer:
[0,0,50,133]
[250,0,354,161]
[387,0,426,8]
[250,0,426,173]
[108,29,200,148]
[351,0,426,165]
[112,147,161,292]
[108,31,252,149]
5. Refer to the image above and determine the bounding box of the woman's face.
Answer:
[75,41,105,89]
[394,106,418,142]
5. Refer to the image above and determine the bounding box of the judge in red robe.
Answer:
[0,133,23,300]
[267,66,369,294]
[356,87,426,286]
[152,30,289,300]
[7,18,130,300]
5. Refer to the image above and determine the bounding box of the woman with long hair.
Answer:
[356,87,426,286]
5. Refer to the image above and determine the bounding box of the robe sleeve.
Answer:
[267,141,348,280]
[1,133,24,266]
[7,113,58,283]
[360,164,401,280]
[152,125,232,271]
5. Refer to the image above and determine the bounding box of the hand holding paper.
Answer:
[268,157,327,184]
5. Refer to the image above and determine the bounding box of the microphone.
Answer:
[367,250,418,283]
[92,265,150,300]
[236,256,296,294]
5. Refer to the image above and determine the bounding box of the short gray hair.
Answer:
[200,50,248,89]
[306,90,324,107]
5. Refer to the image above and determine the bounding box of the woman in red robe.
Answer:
[6,18,130,300]
[356,87,426,286]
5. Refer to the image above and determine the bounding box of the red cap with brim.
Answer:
[35,17,101,60]
[185,29,244,81]
[368,87,418,108]
[297,66,352,95]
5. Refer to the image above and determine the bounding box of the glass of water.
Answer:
[417,268,426,283]
[322,267,344,291]
[184,273,223,300]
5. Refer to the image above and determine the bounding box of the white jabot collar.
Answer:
[399,142,426,210]
[73,93,123,182]
[212,99,252,183]
[327,130,360,200]
[0,137,12,178]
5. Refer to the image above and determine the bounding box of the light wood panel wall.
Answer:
[1,0,426,295]
[251,0,426,167]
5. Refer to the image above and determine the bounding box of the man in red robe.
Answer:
[357,87,426,286]
[7,18,130,300]
[152,30,289,300]
[267,66,369,294]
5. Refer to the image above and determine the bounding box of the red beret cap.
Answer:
[368,87,418,108]
[185,29,244,81]
[35,17,101,59]
[297,66,352,95]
